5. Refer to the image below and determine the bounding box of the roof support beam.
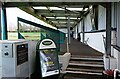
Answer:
[58,6,80,14]
[36,9,82,15]
[19,7,57,28]
[39,13,79,17]
[3,2,109,7]
[50,18,77,22]
[57,26,67,28]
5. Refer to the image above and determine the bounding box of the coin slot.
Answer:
[5,46,8,48]
[4,52,9,56]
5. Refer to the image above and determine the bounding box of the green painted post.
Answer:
[0,2,1,40]
[1,6,7,40]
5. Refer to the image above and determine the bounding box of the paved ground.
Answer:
[60,37,103,56]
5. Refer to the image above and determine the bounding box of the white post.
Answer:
[67,16,70,53]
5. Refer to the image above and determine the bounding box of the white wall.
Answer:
[84,32,106,53]
[73,21,82,39]
[78,5,106,32]
[111,31,117,45]
[111,3,117,28]
[98,5,106,30]
[81,5,110,54]
[58,28,67,34]
[116,3,120,47]
[73,26,78,39]
[84,13,92,32]
[58,28,68,37]
[28,40,38,76]
[0,44,2,79]
[110,46,120,70]
[113,49,120,70]
[84,31,116,54]
[110,2,120,70]
[103,56,117,70]
[78,21,82,33]
[111,2,120,46]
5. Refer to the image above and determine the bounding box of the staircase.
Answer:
[64,55,104,79]
[60,37,104,79]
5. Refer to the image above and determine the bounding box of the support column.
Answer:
[67,16,70,53]
[82,18,85,43]
[106,3,111,56]
[1,5,7,40]
[68,16,70,44]
[0,2,2,40]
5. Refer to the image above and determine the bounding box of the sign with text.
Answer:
[39,39,59,77]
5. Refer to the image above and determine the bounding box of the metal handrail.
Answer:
[102,35,106,51]
[114,69,120,79]
[111,45,120,52]
[84,38,89,45]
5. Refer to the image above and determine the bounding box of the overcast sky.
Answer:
[6,8,56,31]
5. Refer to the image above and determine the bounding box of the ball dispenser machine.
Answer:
[36,38,60,79]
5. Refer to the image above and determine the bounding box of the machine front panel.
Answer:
[0,46,2,79]
[17,44,28,65]
[2,44,13,58]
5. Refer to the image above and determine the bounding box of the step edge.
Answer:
[71,57,103,61]
[69,61,104,65]
[65,70,103,75]
[66,68,104,72]
[68,63,104,67]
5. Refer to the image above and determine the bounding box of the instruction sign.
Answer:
[39,39,59,77]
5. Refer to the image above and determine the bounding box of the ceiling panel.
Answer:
[36,9,82,14]
[4,2,102,28]
[38,13,80,17]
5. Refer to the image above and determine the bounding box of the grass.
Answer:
[8,32,41,40]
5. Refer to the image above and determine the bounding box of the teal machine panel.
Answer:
[36,38,60,79]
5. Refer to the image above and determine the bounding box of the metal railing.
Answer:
[84,37,89,45]
[114,69,120,79]
[102,34,106,52]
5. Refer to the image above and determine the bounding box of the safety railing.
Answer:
[84,37,89,45]
[111,45,120,52]
[114,69,120,79]
[102,34,106,52]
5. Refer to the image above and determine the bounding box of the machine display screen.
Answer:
[39,49,59,77]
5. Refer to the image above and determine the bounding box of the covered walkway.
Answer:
[1,1,120,79]
[60,37,103,56]
[60,37,104,79]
